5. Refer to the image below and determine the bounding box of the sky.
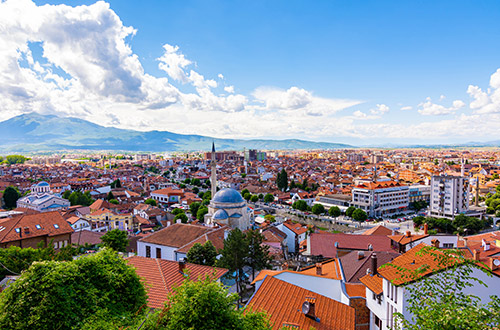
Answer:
[1,0,500,146]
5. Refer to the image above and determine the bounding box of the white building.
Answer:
[429,175,469,219]
[16,181,70,213]
[351,181,409,218]
[205,188,252,231]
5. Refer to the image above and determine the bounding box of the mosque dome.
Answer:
[213,209,229,220]
[212,188,245,204]
[37,181,50,187]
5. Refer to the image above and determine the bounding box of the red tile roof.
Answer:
[139,223,212,247]
[126,256,228,309]
[309,232,392,258]
[247,276,355,330]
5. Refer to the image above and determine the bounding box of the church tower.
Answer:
[211,142,217,198]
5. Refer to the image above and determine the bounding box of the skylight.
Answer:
[36,224,41,229]
[15,228,21,233]
[53,224,59,229]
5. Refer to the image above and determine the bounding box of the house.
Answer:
[85,209,134,232]
[247,275,356,330]
[126,256,228,308]
[137,223,223,261]
[277,220,308,253]
[66,216,91,232]
[360,243,500,330]
[0,211,73,249]
[305,232,392,258]
[388,224,458,253]
[150,187,184,205]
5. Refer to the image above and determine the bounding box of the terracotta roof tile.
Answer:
[344,283,366,298]
[247,276,356,330]
[359,273,383,295]
[362,225,393,236]
[309,232,392,258]
[139,223,212,247]
[127,256,228,309]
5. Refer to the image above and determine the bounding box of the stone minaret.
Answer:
[461,158,465,177]
[211,142,217,198]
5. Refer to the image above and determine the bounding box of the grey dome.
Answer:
[212,188,245,204]
[213,209,229,220]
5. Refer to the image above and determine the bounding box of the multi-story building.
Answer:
[16,181,70,213]
[429,175,469,219]
[408,184,431,203]
[351,181,409,218]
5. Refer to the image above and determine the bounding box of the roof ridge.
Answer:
[156,258,171,293]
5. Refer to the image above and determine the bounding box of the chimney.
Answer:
[357,251,365,260]
[302,297,318,322]
[406,231,411,238]
[368,244,373,251]
[473,249,480,261]
[179,258,186,273]
[424,223,428,235]
[484,243,490,251]
[431,239,440,248]
[315,263,323,276]
[371,253,377,276]
[166,221,171,227]
[489,258,500,271]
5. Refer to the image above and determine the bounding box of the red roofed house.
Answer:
[0,211,73,249]
[150,187,184,206]
[277,220,308,253]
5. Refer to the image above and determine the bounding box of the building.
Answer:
[429,175,469,219]
[16,182,70,213]
[314,194,351,212]
[205,188,252,231]
[244,149,266,162]
[351,181,409,218]
[0,211,73,249]
[150,187,184,206]
[408,184,431,203]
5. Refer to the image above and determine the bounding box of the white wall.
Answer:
[137,241,177,261]
[274,272,345,303]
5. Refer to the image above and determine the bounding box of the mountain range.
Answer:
[0,113,352,153]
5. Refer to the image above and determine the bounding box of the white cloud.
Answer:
[418,97,465,116]
[400,106,413,111]
[467,68,500,114]
[370,103,389,115]
[224,85,235,93]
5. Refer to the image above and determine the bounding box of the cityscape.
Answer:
[1,1,500,330]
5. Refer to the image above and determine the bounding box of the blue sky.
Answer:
[2,0,500,145]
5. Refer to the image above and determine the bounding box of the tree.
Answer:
[241,189,250,197]
[68,191,94,207]
[276,169,288,192]
[140,275,271,330]
[311,203,325,215]
[388,246,500,330]
[197,206,208,221]
[186,241,217,266]
[0,249,147,330]
[2,186,20,209]
[192,178,201,186]
[352,208,368,222]
[292,200,308,211]
[217,228,248,305]
[106,191,115,201]
[100,229,129,252]
[245,229,272,281]
[144,198,157,206]
[329,206,341,218]
[62,190,72,200]
[189,202,201,217]
[345,206,356,218]
[264,214,276,223]
[243,192,251,201]
[250,195,259,203]
[174,213,188,223]
[109,199,119,205]
[172,208,184,215]
[258,193,263,200]
[263,193,274,203]
[110,179,121,189]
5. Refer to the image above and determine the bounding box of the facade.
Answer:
[205,188,252,231]
[314,194,351,212]
[429,175,469,219]
[408,184,431,203]
[150,187,184,205]
[351,181,409,218]
[85,209,134,232]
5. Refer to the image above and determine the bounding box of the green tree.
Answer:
[352,208,368,222]
[197,206,208,221]
[192,178,201,186]
[0,249,147,330]
[311,203,325,215]
[175,213,188,223]
[264,214,276,223]
[345,206,356,218]
[144,198,157,206]
[5,155,28,164]
[250,195,259,203]
[109,199,119,205]
[241,189,250,197]
[100,229,129,252]
[189,202,201,217]
[172,208,185,215]
[276,169,288,192]
[243,192,251,201]
[186,241,218,266]
[245,229,272,280]
[3,186,20,209]
[328,206,341,218]
[217,228,248,305]
[140,275,271,330]
[106,191,115,201]
[388,247,500,330]
[292,200,308,211]
[62,190,72,199]
[263,193,274,203]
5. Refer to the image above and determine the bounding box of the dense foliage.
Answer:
[292,199,308,211]
[352,208,368,222]
[66,190,94,206]
[0,249,147,330]
[276,168,288,192]
[263,193,275,203]
[186,241,217,266]
[144,198,157,206]
[100,229,129,252]
[329,206,341,218]
[2,186,20,209]
[311,203,325,215]
[413,214,487,234]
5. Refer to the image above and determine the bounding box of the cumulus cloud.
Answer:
[467,68,500,114]
[370,103,389,115]
[418,97,465,115]
[400,106,412,111]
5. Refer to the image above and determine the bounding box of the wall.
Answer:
[137,241,177,261]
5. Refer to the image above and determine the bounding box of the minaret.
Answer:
[461,158,465,177]
[211,142,217,198]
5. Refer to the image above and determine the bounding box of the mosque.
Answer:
[205,143,252,231]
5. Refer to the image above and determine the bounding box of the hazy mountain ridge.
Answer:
[0,113,352,152]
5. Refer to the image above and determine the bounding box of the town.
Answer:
[0,146,499,329]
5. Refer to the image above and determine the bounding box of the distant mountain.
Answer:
[0,113,352,153]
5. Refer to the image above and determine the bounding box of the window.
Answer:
[35,224,41,229]
[443,243,454,248]
[15,228,21,233]
[374,315,382,329]
[53,224,59,229]
[156,248,161,259]
[146,246,151,258]
[54,242,58,249]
